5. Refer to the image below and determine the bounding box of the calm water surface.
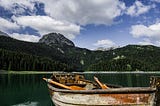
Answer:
[0,72,160,106]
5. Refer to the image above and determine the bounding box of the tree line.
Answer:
[0,49,74,71]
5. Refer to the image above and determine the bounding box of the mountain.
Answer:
[0,31,160,71]
[39,33,75,47]
[0,32,91,71]
[88,45,160,71]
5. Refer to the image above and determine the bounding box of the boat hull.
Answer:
[52,92,154,106]
[48,85,156,106]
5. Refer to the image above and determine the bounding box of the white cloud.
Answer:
[0,0,127,41]
[12,16,80,39]
[0,0,126,25]
[139,41,153,45]
[0,0,35,9]
[138,38,160,46]
[94,39,116,48]
[0,17,20,32]
[0,0,36,15]
[138,39,154,45]
[38,0,126,25]
[130,23,160,39]
[10,33,40,42]
[2,0,156,45]
[131,23,160,46]
[126,1,151,16]
[155,41,160,46]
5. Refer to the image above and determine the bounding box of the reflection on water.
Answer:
[12,101,38,106]
[0,72,160,106]
[84,72,157,87]
[0,74,54,106]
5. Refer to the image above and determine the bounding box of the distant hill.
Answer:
[88,45,160,71]
[0,31,160,71]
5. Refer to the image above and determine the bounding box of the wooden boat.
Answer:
[43,73,159,106]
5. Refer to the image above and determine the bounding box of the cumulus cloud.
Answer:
[10,33,40,42]
[130,23,160,39]
[94,39,116,48]
[0,17,20,32]
[130,23,160,46]
[12,16,80,39]
[0,0,36,15]
[0,0,155,44]
[138,39,154,45]
[38,0,126,25]
[0,0,126,25]
[138,39,160,46]
[139,41,154,45]
[126,1,151,16]
[0,0,127,42]
[0,0,35,9]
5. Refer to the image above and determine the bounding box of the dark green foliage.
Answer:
[0,49,73,71]
[0,36,160,71]
[0,36,65,61]
[88,45,160,71]
[87,58,152,71]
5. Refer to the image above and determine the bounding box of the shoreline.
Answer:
[1,70,160,74]
[0,70,55,74]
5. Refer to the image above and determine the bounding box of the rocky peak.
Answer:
[39,33,75,47]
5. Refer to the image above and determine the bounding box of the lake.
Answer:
[0,72,160,106]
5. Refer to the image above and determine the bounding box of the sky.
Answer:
[0,0,160,50]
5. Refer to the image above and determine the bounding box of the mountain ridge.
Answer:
[0,31,160,71]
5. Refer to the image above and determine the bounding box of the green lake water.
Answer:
[0,72,160,106]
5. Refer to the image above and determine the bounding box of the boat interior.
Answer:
[49,73,122,90]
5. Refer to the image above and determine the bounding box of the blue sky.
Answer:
[0,0,160,50]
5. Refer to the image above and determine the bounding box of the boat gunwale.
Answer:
[47,84,156,94]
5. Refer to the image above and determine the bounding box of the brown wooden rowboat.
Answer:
[43,73,159,106]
